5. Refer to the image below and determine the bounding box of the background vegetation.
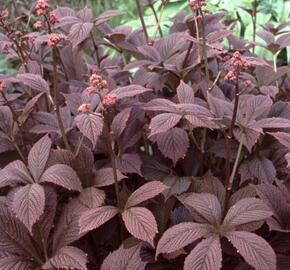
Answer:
[0,0,289,74]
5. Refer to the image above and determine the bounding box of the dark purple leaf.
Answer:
[17,73,49,93]
[93,167,127,187]
[117,153,142,175]
[12,183,45,233]
[122,207,158,247]
[182,193,222,225]
[75,113,103,148]
[68,22,94,48]
[28,135,51,181]
[42,246,88,270]
[40,164,82,191]
[125,181,169,209]
[79,187,105,208]
[79,206,119,233]
[156,127,189,166]
[177,80,195,104]
[156,222,211,257]
[101,243,147,270]
[110,85,152,100]
[149,113,181,136]
[226,231,276,270]
[111,108,132,138]
[223,198,272,227]
[184,236,222,270]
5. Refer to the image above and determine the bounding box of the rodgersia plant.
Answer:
[0,0,289,269]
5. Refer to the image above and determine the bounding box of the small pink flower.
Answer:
[35,0,49,16]
[78,103,90,113]
[101,80,108,89]
[225,71,237,81]
[102,94,117,106]
[89,73,102,86]
[0,80,7,92]
[33,21,43,30]
[49,11,59,24]
[86,86,97,94]
[47,33,65,47]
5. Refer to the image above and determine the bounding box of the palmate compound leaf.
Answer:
[28,135,51,181]
[79,206,119,234]
[79,187,105,208]
[156,127,189,166]
[17,73,49,93]
[177,80,195,104]
[156,222,212,257]
[42,246,88,270]
[75,113,103,148]
[125,181,169,209]
[100,243,147,270]
[122,207,158,247]
[0,160,33,188]
[184,235,222,270]
[12,183,45,233]
[182,193,222,226]
[225,231,276,270]
[222,198,273,227]
[40,164,82,192]
[149,113,182,136]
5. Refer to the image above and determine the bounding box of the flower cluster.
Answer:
[86,73,108,94]
[189,0,207,19]
[224,51,251,81]
[47,33,65,47]
[49,11,59,24]
[35,0,49,16]
[0,80,7,92]
[102,94,117,106]
[33,21,43,30]
[78,103,90,113]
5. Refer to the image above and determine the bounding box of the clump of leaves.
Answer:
[0,0,289,269]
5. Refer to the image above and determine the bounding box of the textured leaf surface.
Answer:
[223,198,272,227]
[53,199,87,251]
[79,187,105,208]
[0,161,33,188]
[68,22,93,48]
[93,168,126,187]
[156,222,211,257]
[125,181,169,209]
[28,135,51,181]
[40,164,82,191]
[0,202,38,257]
[177,80,195,104]
[75,113,103,148]
[226,231,276,270]
[122,207,158,246]
[149,113,181,136]
[110,85,152,99]
[12,184,45,233]
[156,127,189,166]
[42,246,88,270]
[17,73,49,93]
[268,132,290,148]
[255,117,290,129]
[116,153,142,175]
[184,236,222,270]
[0,255,36,270]
[111,108,132,138]
[101,243,146,270]
[183,193,222,225]
[79,206,119,233]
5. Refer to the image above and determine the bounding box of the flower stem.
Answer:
[135,0,149,43]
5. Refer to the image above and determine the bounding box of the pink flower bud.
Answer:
[78,103,90,113]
